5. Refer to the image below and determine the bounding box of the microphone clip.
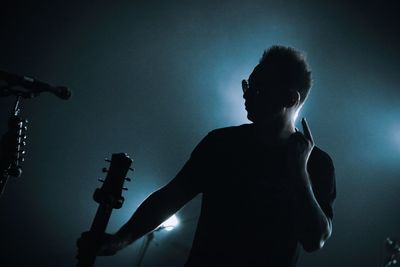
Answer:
[0,84,40,99]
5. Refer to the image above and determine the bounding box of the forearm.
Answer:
[114,188,181,249]
[292,169,332,252]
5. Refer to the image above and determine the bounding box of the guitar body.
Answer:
[77,153,133,267]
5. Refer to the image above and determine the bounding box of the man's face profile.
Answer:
[243,72,287,123]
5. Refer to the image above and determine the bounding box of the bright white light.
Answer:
[293,109,299,123]
[159,214,179,231]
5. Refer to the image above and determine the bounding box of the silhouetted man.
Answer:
[78,45,336,267]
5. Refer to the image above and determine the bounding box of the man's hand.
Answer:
[287,118,334,251]
[76,231,122,260]
[287,117,315,184]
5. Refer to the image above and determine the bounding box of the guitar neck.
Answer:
[77,153,132,267]
[90,203,113,234]
[77,204,113,267]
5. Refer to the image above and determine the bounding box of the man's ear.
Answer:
[285,90,300,107]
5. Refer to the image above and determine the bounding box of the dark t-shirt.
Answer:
[175,124,336,267]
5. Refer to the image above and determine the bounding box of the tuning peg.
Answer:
[104,158,111,163]
[102,167,108,173]
[125,177,131,182]
[129,167,134,172]
[122,187,128,191]
[98,178,105,183]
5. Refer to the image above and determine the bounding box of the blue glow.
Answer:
[217,66,253,125]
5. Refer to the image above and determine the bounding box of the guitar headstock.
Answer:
[0,114,27,178]
[93,153,133,209]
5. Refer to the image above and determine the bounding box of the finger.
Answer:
[289,132,309,147]
[301,117,314,144]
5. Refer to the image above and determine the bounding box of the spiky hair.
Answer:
[251,45,312,103]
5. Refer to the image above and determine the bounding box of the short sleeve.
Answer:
[169,131,217,196]
[308,148,337,220]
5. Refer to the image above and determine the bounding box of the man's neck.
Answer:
[252,119,295,146]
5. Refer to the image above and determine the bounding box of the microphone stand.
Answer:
[0,71,71,197]
[0,85,29,197]
[133,225,174,267]
[134,232,155,267]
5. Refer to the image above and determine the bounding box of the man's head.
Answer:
[243,45,312,124]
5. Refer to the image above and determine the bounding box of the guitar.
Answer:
[77,153,133,267]
[0,98,27,196]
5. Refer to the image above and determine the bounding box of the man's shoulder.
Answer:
[207,124,253,139]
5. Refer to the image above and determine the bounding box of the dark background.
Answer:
[0,1,399,266]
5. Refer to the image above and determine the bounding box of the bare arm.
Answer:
[90,153,205,256]
[77,161,204,258]
[291,170,332,252]
[289,118,333,252]
[76,132,214,257]
[114,177,199,249]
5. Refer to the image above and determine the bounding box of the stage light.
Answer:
[159,214,179,231]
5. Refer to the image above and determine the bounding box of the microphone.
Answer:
[0,70,72,100]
